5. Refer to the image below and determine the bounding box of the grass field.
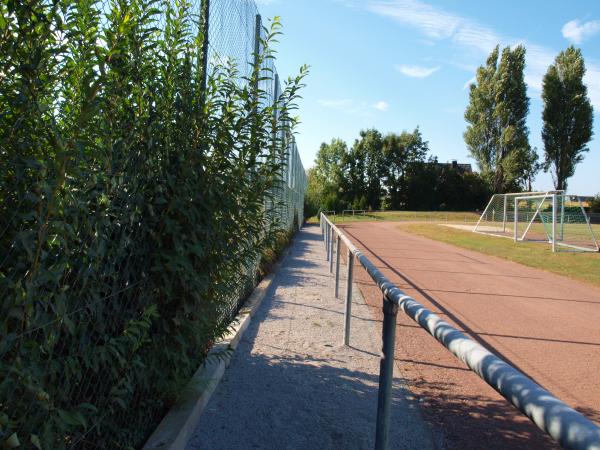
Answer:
[308,210,481,224]
[398,223,600,287]
[475,222,600,252]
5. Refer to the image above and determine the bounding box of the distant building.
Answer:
[435,160,473,174]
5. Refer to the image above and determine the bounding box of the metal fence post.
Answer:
[199,0,210,105]
[514,198,518,242]
[502,194,507,233]
[375,297,399,450]
[250,13,261,153]
[252,13,261,91]
[334,235,341,298]
[343,250,354,345]
[560,194,565,240]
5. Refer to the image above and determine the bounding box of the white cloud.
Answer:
[333,0,361,8]
[562,19,600,44]
[318,99,355,110]
[368,0,458,40]
[368,0,500,53]
[373,100,390,111]
[318,98,389,116]
[463,76,476,90]
[395,64,439,78]
[361,0,600,109]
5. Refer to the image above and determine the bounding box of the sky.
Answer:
[255,0,600,195]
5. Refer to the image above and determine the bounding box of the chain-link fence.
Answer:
[206,0,306,230]
[200,0,307,322]
[0,0,306,448]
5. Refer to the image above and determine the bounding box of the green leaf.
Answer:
[3,433,20,448]
[57,409,86,429]
[30,434,42,450]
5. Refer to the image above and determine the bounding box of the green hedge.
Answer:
[0,0,306,448]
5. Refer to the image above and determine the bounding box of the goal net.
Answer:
[474,192,599,252]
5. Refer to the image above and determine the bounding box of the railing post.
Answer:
[343,250,353,345]
[329,228,334,273]
[375,297,399,450]
[325,223,329,258]
[334,235,341,298]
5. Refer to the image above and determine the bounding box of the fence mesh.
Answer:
[0,0,306,448]
[206,0,305,230]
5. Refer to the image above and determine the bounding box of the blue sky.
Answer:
[256,0,600,195]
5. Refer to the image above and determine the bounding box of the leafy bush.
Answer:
[0,0,306,448]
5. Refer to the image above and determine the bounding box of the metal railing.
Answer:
[319,212,600,450]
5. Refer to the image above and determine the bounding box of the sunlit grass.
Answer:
[308,210,481,224]
[398,223,600,287]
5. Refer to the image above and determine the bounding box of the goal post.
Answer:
[475,191,561,239]
[552,193,557,253]
[513,193,552,242]
[474,191,599,252]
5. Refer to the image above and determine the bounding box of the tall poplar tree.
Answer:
[541,46,593,191]
[464,45,535,193]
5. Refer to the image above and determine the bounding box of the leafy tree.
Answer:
[464,47,499,181]
[589,194,600,214]
[541,46,594,191]
[305,139,347,213]
[436,168,490,211]
[304,139,351,214]
[403,158,490,211]
[308,125,490,214]
[0,2,306,447]
[382,128,429,209]
[405,157,441,210]
[351,129,385,210]
[341,143,365,208]
[313,138,347,188]
[465,45,535,193]
[304,168,322,217]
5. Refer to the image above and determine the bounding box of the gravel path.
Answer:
[185,225,438,450]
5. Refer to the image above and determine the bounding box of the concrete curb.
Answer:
[143,242,293,450]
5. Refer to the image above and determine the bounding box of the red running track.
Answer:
[341,221,600,450]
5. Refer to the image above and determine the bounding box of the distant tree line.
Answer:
[307,44,594,217]
[304,128,490,216]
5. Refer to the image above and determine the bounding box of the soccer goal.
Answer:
[474,191,599,252]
